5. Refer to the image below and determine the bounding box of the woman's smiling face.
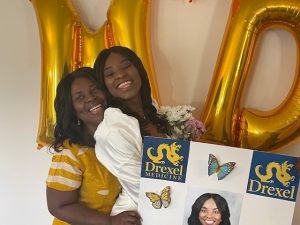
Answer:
[198,198,222,225]
[71,77,106,133]
[103,52,142,102]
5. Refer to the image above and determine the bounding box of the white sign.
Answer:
[138,137,299,225]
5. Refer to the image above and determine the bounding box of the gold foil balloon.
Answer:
[107,0,160,102]
[200,0,300,151]
[30,0,159,147]
[31,0,77,148]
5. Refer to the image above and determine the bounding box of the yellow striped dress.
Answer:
[46,140,121,225]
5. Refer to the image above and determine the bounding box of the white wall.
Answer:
[0,0,299,224]
[0,0,52,224]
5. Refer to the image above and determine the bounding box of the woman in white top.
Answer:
[93,46,170,215]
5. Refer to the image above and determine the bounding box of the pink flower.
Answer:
[185,119,206,141]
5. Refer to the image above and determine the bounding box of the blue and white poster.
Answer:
[138,137,299,225]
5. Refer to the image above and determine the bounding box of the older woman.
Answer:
[46,67,141,225]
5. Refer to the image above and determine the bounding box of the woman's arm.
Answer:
[47,187,141,225]
[94,108,143,209]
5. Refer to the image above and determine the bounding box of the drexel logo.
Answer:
[255,161,295,187]
[247,151,299,202]
[141,137,190,183]
[147,142,183,166]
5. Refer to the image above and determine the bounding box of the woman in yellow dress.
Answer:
[46,67,141,225]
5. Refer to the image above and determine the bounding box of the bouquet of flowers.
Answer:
[157,105,206,141]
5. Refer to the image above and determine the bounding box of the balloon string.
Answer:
[105,21,115,47]
[72,22,83,70]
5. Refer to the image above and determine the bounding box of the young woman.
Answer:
[93,46,205,215]
[92,46,172,215]
[93,46,169,138]
[188,193,231,225]
[46,67,141,225]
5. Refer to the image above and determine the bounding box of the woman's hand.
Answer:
[111,211,142,225]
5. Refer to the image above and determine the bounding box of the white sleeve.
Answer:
[94,108,143,213]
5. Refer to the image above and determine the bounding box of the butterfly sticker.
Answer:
[208,154,236,180]
[145,186,171,209]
